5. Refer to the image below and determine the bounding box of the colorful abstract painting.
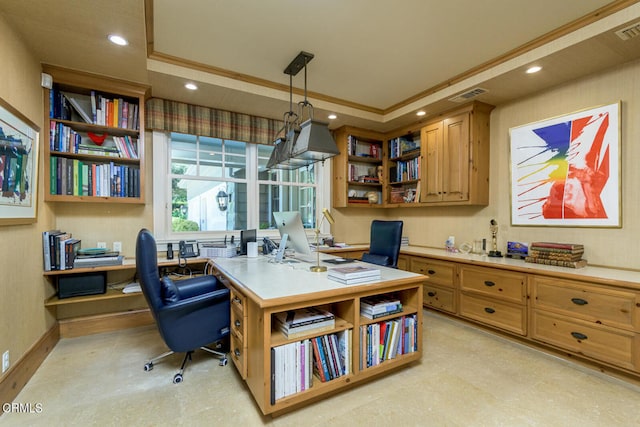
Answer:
[510,103,620,227]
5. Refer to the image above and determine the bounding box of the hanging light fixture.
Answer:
[267,51,340,169]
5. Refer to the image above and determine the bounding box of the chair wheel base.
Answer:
[173,373,183,384]
[144,362,153,371]
[219,358,228,366]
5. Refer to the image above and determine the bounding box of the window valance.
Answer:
[146,98,282,145]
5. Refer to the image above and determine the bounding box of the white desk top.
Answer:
[211,254,424,305]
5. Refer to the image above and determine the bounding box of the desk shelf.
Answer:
[44,287,141,307]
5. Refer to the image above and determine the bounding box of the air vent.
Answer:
[615,22,640,40]
[448,87,488,103]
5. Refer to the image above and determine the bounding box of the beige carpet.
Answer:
[3,310,640,426]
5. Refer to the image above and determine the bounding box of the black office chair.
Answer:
[361,220,403,268]
[136,229,230,384]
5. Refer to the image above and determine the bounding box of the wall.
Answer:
[335,58,640,270]
[0,15,56,378]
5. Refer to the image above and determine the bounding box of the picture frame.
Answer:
[0,97,40,225]
[509,102,620,227]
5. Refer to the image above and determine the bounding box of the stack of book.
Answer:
[42,229,81,271]
[327,265,381,285]
[360,294,402,319]
[273,307,335,339]
[360,314,417,369]
[310,330,351,383]
[73,248,124,268]
[525,242,587,268]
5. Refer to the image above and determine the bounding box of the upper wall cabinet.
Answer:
[42,65,149,204]
[332,101,494,209]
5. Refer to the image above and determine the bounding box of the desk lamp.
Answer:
[310,208,335,272]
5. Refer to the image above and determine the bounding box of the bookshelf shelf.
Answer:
[42,65,148,204]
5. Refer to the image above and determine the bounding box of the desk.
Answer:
[209,254,426,416]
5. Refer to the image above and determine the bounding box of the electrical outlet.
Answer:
[2,350,9,373]
[97,241,107,249]
[113,241,122,253]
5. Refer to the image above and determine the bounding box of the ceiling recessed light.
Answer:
[185,83,198,90]
[108,34,128,46]
[416,111,426,116]
[328,114,337,120]
[526,66,542,74]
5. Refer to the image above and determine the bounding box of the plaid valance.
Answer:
[145,98,283,145]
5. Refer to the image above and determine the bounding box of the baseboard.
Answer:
[58,309,154,338]
[0,324,59,406]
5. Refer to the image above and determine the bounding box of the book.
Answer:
[274,307,335,329]
[525,256,587,269]
[42,229,61,271]
[361,307,403,320]
[328,265,381,280]
[73,255,124,268]
[530,242,584,251]
[527,250,584,261]
[62,92,93,123]
[327,275,381,285]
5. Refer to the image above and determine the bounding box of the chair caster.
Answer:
[219,357,228,367]
[144,362,153,372]
[173,373,183,384]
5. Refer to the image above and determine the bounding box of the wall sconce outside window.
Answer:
[217,190,230,211]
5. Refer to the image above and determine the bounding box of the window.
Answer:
[153,131,331,241]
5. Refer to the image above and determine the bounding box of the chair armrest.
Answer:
[174,275,220,299]
[156,287,230,320]
[361,253,391,266]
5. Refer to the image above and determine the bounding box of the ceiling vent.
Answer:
[449,87,488,103]
[615,22,640,40]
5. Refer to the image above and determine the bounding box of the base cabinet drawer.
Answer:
[459,266,526,303]
[459,294,526,335]
[410,258,455,288]
[532,311,638,371]
[532,276,640,331]
[423,284,456,314]
[230,332,247,379]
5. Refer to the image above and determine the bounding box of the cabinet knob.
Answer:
[484,280,496,287]
[234,320,241,328]
[571,298,588,306]
[234,348,241,357]
[484,307,496,314]
[232,297,242,305]
[428,270,436,275]
[427,291,436,297]
[571,332,588,340]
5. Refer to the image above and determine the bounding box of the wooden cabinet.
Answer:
[386,132,422,205]
[531,275,640,371]
[421,102,493,205]
[42,65,148,204]
[458,265,527,335]
[332,126,385,208]
[409,257,456,314]
[229,286,248,379]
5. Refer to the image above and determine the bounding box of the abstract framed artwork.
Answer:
[0,97,40,225]
[509,102,620,227]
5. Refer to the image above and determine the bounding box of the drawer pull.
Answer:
[234,320,241,328]
[234,348,241,357]
[571,298,588,306]
[571,332,588,340]
[427,269,436,275]
[484,281,496,287]
[484,307,495,314]
[232,297,242,305]
[427,291,436,297]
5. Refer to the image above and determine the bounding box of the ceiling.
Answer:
[2,0,640,133]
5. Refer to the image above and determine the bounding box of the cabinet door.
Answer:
[442,113,470,202]
[422,122,443,202]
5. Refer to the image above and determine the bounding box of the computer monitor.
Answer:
[240,229,257,255]
[272,211,313,259]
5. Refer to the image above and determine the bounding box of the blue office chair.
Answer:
[136,229,230,383]
[361,220,404,268]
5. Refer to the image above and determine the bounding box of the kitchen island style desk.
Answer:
[208,255,426,416]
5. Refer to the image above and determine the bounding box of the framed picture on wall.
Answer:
[0,97,40,225]
[509,102,620,227]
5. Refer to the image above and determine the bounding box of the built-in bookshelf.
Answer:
[387,133,421,204]
[42,65,148,203]
[332,127,385,207]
